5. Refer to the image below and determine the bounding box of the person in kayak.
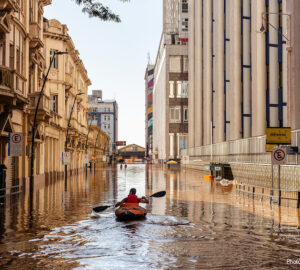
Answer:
[115,188,149,207]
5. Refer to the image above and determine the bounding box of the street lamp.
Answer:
[30,51,68,194]
[93,128,101,174]
[85,116,94,175]
[64,92,84,182]
[260,12,291,42]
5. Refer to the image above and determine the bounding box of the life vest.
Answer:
[125,194,140,203]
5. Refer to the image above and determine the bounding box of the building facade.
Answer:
[0,0,52,194]
[152,0,189,163]
[145,64,154,159]
[88,90,118,156]
[43,18,95,179]
[0,1,109,199]
[184,0,300,185]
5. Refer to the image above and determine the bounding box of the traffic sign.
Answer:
[182,156,189,164]
[271,148,287,165]
[265,144,278,152]
[83,154,89,164]
[266,127,291,145]
[116,141,126,146]
[62,152,71,165]
[8,133,23,156]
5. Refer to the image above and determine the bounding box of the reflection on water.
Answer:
[0,165,300,269]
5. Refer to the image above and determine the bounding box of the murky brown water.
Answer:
[0,164,300,269]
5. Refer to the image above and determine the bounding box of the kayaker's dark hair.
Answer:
[130,188,136,195]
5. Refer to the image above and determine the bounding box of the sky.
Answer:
[44,0,162,147]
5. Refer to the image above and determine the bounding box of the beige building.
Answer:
[0,0,51,194]
[42,18,94,179]
[152,0,189,163]
[0,2,109,199]
[184,0,300,184]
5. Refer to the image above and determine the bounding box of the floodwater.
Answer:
[1,165,300,269]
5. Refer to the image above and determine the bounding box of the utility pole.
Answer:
[64,92,84,182]
[30,51,68,195]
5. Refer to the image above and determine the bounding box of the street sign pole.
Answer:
[278,164,281,206]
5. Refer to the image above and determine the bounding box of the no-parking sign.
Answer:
[271,148,287,165]
[8,133,23,156]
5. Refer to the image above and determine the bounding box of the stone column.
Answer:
[203,0,213,145]
[251,0,267,136]
[213,0,225,143]
[194,0,203,147]
[188,0,195,148]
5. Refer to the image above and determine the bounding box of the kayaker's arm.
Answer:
[140,196,149,204]
[115,198,126,207]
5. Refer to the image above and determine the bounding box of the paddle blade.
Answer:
[150,191,166,198]
[93,205,111,213]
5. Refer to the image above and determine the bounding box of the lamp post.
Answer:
[64,92,84,182]
[93,128,101,174]
[30,51,67,195]
[260,12,291,42]
[85,116,94,176]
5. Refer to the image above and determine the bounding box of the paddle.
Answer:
[92,190,166,213]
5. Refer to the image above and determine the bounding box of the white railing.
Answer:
[182,130,300,165]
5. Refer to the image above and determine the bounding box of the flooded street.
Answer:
[1,165,300,269]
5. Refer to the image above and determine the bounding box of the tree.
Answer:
[73,0,130,22]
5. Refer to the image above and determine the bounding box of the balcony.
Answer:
[0,0,17,12]
[29,22,43,49]
[0,65,27,109]
[65,72,73,90]
[28,92,51,121]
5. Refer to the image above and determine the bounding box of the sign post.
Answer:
[271,147,287,206]
[62,152,71,165]
[8,133,23,157]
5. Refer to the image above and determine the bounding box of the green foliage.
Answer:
[72,0,130,22]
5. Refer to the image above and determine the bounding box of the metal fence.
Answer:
[181,129,300,165]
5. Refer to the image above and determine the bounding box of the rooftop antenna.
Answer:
[147,52,151,65]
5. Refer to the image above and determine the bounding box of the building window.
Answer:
[182,18,188,32]
[182,0,188,13]
[108,124,110,129]
[183,56,188,72]
[177,133,188,157]
[169,133,174,158]
[177,81,188,98]
[169,107,181,123]
[9,44,14,69]
[183,107,188,122]
[169,56,181,72]
[169,81,174,98]
[50,49,58,69]
[50,95,58,113]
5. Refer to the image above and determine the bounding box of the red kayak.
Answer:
[115,203,147,220]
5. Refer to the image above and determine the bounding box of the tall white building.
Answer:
[88,90,118,155]
[152,0,189,163]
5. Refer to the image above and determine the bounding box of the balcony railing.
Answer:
[28,93,50,116]
[65,72,73,89]
[29,22,43,48]
[0,65,26,97]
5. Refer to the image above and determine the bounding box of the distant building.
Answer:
[88,90,118,155]
[152,0,189,163]
[117,144,146,164]
[145,65,154,159]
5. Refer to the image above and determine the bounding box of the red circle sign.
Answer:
[12,134,21,144]
[273,149,285,161]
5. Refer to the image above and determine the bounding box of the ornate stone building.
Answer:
[0,1,109,198]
